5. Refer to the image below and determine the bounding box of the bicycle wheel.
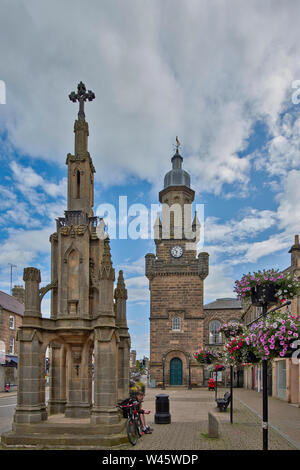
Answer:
[126,417,138,445]
[136,414,142,437]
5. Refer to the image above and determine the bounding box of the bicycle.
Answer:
[117,398,143,446]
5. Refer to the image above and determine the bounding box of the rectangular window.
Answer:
[0,307,3,324]
[9,315,15,330]
[9,337,14,354]
[172,316,181,331]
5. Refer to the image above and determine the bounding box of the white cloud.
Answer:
[204,209,278,245]
[0,225,53,266]
[125,275,149,302]
[2,1,300,194]
[204,264,236,303]
[10,161,67,201]
[117,257,145,276]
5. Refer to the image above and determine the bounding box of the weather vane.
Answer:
[69,81,95,121]
[173,136,181,153]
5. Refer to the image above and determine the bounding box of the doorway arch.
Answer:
[170,357,183,385]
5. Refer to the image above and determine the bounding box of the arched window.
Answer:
[209,320,222,344]
[172,316,181,331]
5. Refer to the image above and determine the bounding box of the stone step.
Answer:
[12,420,126,435]
[1,431,128,449]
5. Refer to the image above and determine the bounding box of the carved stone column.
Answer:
[65,344,90,418]
[47,343,67,415]
[23,267,41,317]
[114,270,130,401]
[90,328,119,425]
[13,330,45,424]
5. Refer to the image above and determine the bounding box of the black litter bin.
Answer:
[154,394,171,424]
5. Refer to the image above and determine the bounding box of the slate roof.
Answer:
[0,291,24,316]
[204,298,242,310]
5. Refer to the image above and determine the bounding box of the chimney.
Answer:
[289,235,300,267]
[11,285,25,304]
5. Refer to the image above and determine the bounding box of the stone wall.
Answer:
[0,308,23,355]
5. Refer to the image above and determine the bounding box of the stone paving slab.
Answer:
[122,387,297,450]
[234,388,300,448]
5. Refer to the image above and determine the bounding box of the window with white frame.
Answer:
[172,316,181,331]
[9,337,14,354]
[9,315,15,330]
[209,320,222,344]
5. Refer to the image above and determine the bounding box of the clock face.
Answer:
[171,245,183,258]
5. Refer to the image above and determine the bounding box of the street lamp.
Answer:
[188,353,192,390]
[162,354,166,390]
[247,298,291,451]
[230,365,233,424]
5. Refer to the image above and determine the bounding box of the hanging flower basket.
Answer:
[250,284,278,307]
[224,334,259,365]
[194,348,218,365]
[218,321,244,338]
[248,310,299,361]
[214,363,226,371]
[234,269,300,306]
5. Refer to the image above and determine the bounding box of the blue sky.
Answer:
[1,1,300,358]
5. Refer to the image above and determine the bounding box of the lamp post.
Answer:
[230,365,233,424]
[261,302,268,451]
[162,354,166,390]
[247,296,291,451]
[188,353,192,390]
[215,367,218,400]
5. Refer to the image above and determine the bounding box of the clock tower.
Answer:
[145,145,209,386]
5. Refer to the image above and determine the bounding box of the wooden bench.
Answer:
[216,391,231,412]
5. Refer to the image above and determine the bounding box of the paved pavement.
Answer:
[234,388,300,449]
[0,391,17,437]
[1,385,298,450]
[125,386,298,450]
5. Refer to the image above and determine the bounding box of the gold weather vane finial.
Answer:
[175,136,181,152]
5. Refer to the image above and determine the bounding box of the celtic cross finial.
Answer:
[69,81,95,121]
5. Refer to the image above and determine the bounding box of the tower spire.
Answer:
[100,237,115,281]
[114,270,128,300]
[66,82,96,217]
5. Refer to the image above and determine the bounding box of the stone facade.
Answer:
[241,235,300,405]
[0,289,24,390]
[0,291,24,356]
[146,148,209,386]
[203,298,243,386]
[1,84,130,448]
[130,349,136,371]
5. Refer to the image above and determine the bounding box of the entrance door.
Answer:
[170,358,182,385]
[276,360,286,400]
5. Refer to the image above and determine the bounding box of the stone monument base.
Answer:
[1,414,128,449]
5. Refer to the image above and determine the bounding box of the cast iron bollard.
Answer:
[154,394,171,424]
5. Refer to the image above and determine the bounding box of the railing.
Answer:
[56,211,101,229]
